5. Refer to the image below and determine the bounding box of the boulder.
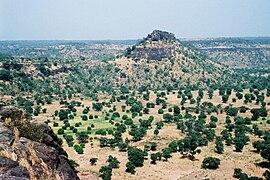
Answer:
[0,106,79,180]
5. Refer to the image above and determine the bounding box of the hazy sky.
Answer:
[1,0,270,40]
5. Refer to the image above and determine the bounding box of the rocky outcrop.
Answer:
[128,47,174,60]
[146,30,176,41]
[126,30,179,60]
[0,105,79,180]
[0,156,30,180]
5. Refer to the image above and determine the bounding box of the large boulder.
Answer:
[0,106,23,122]
[0,156,30,180]
[0,105,79,180]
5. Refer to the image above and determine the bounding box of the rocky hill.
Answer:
[111,30,230,89]
[126,30,177,60]
[0,104,79,180]
[185,37,270,69]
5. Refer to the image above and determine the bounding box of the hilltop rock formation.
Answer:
[147,30,176,41]
[112,30,229,89]
[0,105,79,180]
[126,30,180,60]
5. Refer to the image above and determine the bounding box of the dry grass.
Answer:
[34,89,270,180]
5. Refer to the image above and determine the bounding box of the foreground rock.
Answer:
[0,105,79,180]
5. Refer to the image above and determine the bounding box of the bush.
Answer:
[81,115,88,121]
[65,135,74,142]
[239,106,248,113]
[210,116,218,122]
[107,155,120,169]
[57,128,64,135]
[74,144,84,154]
[150,153,158,164]
[99,166,112,180]
[53,122,59,127]
[124,118,133,126]
[233,168,249,180]
[15,122,45,142]
[201,157,220,169]
[95,129,107,136]
[89,157,98,165]
[127,147,145,167]
[158,109,164,114]
[82,108,89,114]
[69,160,79,168]
[126,162,136,174]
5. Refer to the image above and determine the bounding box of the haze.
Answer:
[1,0,270,40]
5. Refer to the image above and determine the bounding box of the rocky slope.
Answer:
[126,30,178,60]
[111,30,230,89]
[185,37,270,69]
[0,104,79,180]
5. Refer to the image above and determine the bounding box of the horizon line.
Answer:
[1,35,270,42]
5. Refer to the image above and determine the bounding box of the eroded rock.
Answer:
[0,105,79,180]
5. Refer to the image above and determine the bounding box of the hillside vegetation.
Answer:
[0,30,270,180]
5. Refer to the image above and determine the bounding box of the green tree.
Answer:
[126,162,136,174]
[89,158,98,165]
[173,105,180,115]
[222,95,229,103]
[99,166,112,180]
[150,153,158,164]
[162,148,172,161]
[107,155,120,169]
[215,137,224,154]
[127,146,145,167]
[201,157,220,169]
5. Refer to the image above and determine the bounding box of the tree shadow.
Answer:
[256,161,270,168]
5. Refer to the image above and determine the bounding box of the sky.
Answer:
[0,0,270,40]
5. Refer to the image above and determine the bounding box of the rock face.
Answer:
[146,30,176,41]
[126,30,180,60]
[0,156,30,180]
[0,105,79,180]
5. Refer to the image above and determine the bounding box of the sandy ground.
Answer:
[34,90,270,180]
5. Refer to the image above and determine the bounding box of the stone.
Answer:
[0,156,30,180]
[0,106,79,180]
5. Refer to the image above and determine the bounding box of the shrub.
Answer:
[69,160,79,168]
[53,122,59,127]
[126,162,136,174]
[81,115,88,121]
[15,122,44,142]
[158,109,164,114]
[150,153,158,164]
[127,147,145,167]
[99,166,112,180]
[74,144,84,154]
[233,168,249,180]
[210,116,218,122]
[201,157,220,169]
[72,128,78,133]
[95,129,107,136]
[107,155,120,169]
[89,158,98,165]
[57,128,64,135]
